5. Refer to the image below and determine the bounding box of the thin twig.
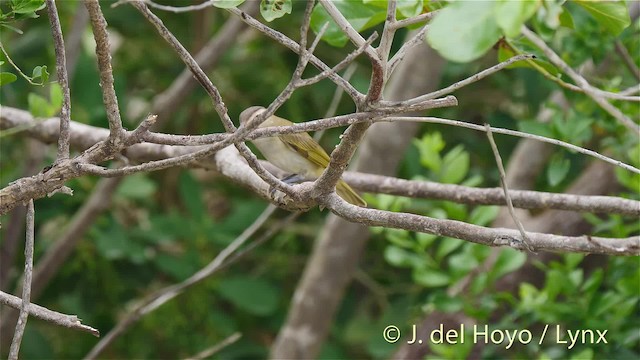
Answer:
[84,204,289,359]
[130,1,233,131]
[0,290,99,337]
[8,200,34,360]
[615,40,640,81]
[387,23,428,80]
[402,54,536,105]
[522,26,640,134]
[0,42,47,86]
[45,0,72,161]
[186,332,242,360]
[384,116,640,175]
[390,11,438,30]
[314,64,359,141]
[297,32,377,87]
[318,0,378,61]
[485,124,534,252]
[226,7,363,103]
[84,0,125,141]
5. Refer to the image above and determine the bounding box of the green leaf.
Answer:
[384,245,426,268]
[413,132,444,172]
[217,277,279,316]
[426,1,502,63]
[179,172,205,218]
[49,83,63,113]
[492,248,526,279]
[116,174,157,200]
[494,0,540,38]
[435,237,464,260]
[27,92,51,117]
[260,0,292,22]
[397,0,424,18]
[575,0,630,36]
[570,348,594,360]
[468,206,499,226]
[11,0,45,14]
[31,65,48,85]
[440,145,469,184]
[518,120,554,138]
[211,0,245,9]
[311,0,385,47]
[547,153,570,186]
[558,8,575,29]
[413,267,450,287]
[0,72,17,86]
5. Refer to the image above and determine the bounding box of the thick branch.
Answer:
[322,194,639,256]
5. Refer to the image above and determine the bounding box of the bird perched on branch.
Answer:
[239,106,366,207]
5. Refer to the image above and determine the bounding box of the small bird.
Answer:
[239,106,366,207]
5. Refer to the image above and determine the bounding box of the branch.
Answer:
[322,193,640,256]
[186,333,242,360]
[45,0,72,161]
[400,54,536,105]
[226,7,363,103]
[615,40,640,81]
[485,124,534,252]
[8,200,34,360]
[3,107,638,216]
[0,290,99,337]
[129,1,234,131]
[84,0,125,141]
[85,206,299,359]
[151,0,260,127]
[521,26,640,134]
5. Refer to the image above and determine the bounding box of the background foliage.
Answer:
[1,0,638,359]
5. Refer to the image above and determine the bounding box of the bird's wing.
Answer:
[279,132,331,168]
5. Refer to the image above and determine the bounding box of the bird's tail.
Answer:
[336,179,366,207]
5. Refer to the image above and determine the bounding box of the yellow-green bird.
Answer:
[239,106,366,207]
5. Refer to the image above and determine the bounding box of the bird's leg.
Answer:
[281,173,305,184]
[269,173,305,199]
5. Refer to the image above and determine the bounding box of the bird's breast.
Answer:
[252,136,321,179]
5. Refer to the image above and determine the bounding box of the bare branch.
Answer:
[3,107,638,214]
[151,1,260,127]
[84,0,125,140]
[317,0,384,103]
[390,10,438,30]
[226,7,363,103]
[0,290,99,337]
[8,200,34,360]
[401,54,536,105]
[385,117,640,175]
[377,0,398,67]
[485,124,534,252]
[85,206,299,359]
[318,0,378,61]
[45,0,72,161]
[322,193,640,256]
[522,26,640,134]
[343,172,639,216]
[387,24,428,80]
[615,40,640,81]
[186,333,242,360]
[129,1,234,131]
[297,32,377,88]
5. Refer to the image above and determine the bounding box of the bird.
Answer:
[239,106,366,207]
